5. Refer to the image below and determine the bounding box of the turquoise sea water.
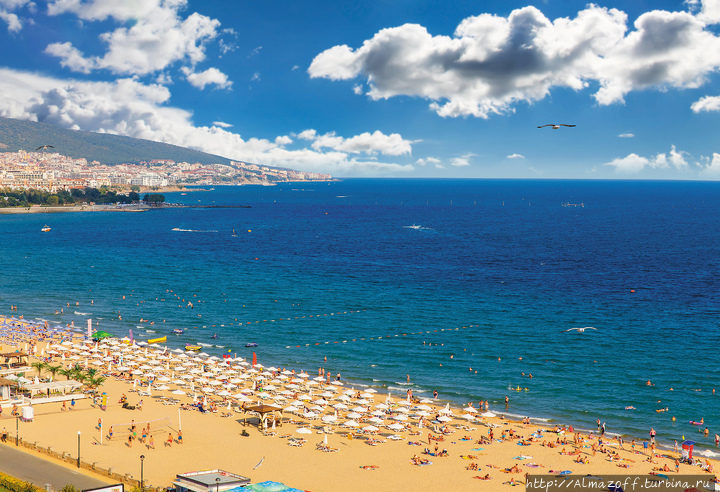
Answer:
[1,179,719,455]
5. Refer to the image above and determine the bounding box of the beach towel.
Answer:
[471,447,484,451]
[513,455,532,460]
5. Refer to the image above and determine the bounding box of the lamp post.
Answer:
[77,431,81,468]
[140,455,145,490]
[215,477,220,492]
[15,416,18,446]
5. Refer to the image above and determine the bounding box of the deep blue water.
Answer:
[1,179,719,454]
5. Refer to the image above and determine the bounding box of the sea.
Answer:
[1,179,719,455]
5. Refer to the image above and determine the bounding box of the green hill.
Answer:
[0,116,233,165]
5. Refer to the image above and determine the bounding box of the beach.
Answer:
[1,316,718,491]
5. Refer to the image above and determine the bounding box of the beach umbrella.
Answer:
[343,420,359,428]
[171,390,186,396]
[461,413,477,421]
[284,405,300,413]
[388,423,405,431]
[437,415,452,422]
[296,428,311,435]
[321,415,337,423]
[481,411,496,418]
[362,425,379,433]
[393,414,408,421]
[463,406,478,413]
[368,417,384,424]
[92,331,113,341]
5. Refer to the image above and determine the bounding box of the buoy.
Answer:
[630,289,635,293]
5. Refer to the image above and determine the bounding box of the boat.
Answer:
[172,329,184,334]
[245,342,258,347]
[404,224,421,230]
[180,193,187,195]
[185,344,202,351]
[147,336,167,344]
[232,229,238,237]
[172,228,182,231]
[41,225,51,232]
[211,333,218,339]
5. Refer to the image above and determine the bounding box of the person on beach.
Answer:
[601,422,606,437]
[108,426,113,441]
[70,398,75,410]
[178,429,183,444]
[128,434,133,447]
[149,435,154,449]
[649,428,656,444]
[1,427,6,443]
[433,390,438,399]
[166,432,173,446]
[596,419,601,432]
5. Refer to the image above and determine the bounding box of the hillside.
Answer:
[0,117,233,166]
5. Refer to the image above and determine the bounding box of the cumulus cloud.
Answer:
[416,157,440,166]
[212,121,232,128]
[451,154,473,167]
[506,153,525,159]
[604,145,690,173]
[618,133,635,138]
[302,130,413,156]
[182,66,232,90]
[45,0,222,77]
[691,95,720,112]
[700,153,720,176]
[0,0,32,33]
[309,4,720,118]
[0,68,414,177]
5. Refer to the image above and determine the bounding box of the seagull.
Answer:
[561,326,597,333]
[537,124,576,129]
[35,145,54,151]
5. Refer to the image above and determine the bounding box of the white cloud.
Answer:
[691,95,720,112]
[700,153,720,176]
[0,68,414,177]
[0,9,21,32]
[247,46,262,58]
[251,73,260,81]
[182,66,232,90]
[45,0,222,77]
[604,145,690,173]
[450,154,473,167]
[506,153,524,159]
[416,157,440,166]
[309,4,720,117]
[618,133,635,138]
[303,130,413,156]
[212,121,232,128]
[0,0,31,33]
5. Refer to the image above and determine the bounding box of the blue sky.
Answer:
[1,0,719,179]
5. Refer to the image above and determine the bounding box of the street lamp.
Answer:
[15,416,19,446]
[77,431,81,468]
[140,455,145,490]
[215,477,221,492]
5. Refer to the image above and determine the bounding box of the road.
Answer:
[0,443,110,491]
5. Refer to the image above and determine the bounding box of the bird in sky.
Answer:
[538,124,576,129]
[561,326,597,333]
[35,145,54,151]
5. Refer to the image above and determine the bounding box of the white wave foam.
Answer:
[172,228,218,233]
[215,345,225,348]
[198,342,213,347]
[74,311,91,316]
[696,449,720,457]
[146,329,156,333]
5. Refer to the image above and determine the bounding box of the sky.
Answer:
[0,0,719,179]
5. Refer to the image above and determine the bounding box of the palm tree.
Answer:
[59,368,74,381]
[46,365,62,381]
[30,361,48,380]
[85,375,107,394]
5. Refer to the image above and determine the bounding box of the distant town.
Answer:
[0,149,333,192]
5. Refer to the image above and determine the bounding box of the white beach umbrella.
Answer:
[296,428,312,434]
[393,414,409,421]
[368,417,384,424]
[284,405,300,412]
[362,425,379,433]
[437,415,452,422]
[388,423,405,431]
[463,407,478,414]
[343,420,360,428]
[321,415,337,423]
[481,412,496,418]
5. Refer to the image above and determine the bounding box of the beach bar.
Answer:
[682,440,695,460]
[173,470,251,492]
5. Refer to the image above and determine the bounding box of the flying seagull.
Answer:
[538,124,576,129]
[561,326,597,333]
[35,145,54,151]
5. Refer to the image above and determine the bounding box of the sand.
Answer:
[1,321,718,491]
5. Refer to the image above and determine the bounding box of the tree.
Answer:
[85,375,107,394]
[46,196,59,206]
[46,364,62,381]
[128,191,140,202]
[30,361,47,379]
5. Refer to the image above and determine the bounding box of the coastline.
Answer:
[1,314,717,491]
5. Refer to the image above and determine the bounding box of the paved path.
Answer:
[0,443,109,491]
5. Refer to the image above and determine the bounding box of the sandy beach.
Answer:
[1,315,718,491]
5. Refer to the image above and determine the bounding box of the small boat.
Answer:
[41,225,51,232]
[211,333,218,339]
[185,344,201,351]
[245,342,258,348]
[404,224,421,230]
[147,336,167,344]
[172,328,184,334]
[232,229,238,237]
[172,227,182,231]
[181,193,187,195]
